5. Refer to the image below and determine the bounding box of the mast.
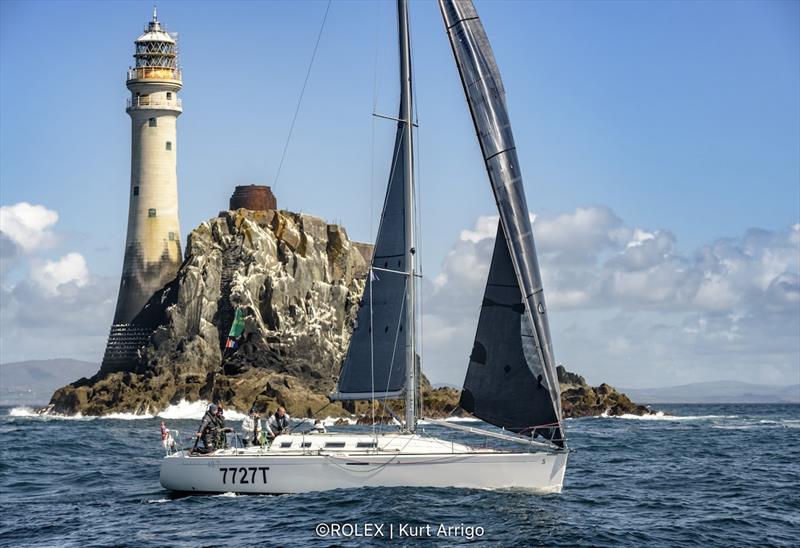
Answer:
[398,0,417,432]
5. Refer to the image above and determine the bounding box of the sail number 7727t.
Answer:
[219,466,269,485]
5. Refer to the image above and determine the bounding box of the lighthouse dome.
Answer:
[128,8,180,83]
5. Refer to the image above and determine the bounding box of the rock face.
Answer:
[47,208,652,421]
[49,209,370,417]
[557,366,652,417]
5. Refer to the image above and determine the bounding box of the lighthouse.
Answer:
[101,9,183,373]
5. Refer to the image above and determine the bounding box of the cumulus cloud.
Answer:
[0,202,59,252]
[421,207,800,388]
[0,203,116,363]
[30,252,90,296]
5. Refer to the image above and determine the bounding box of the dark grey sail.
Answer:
[439,0,564,443]
[330,69,412,401]
[460,223,562,443]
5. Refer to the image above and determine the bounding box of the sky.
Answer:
[1,0,798,389]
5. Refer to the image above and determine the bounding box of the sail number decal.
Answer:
[219,466,269,485]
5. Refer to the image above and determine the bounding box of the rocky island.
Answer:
[46,207,653,421]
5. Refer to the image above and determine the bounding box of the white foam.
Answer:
[8,400,246,421]
[7,407,93,420]
[599,411,738,421]
[8,407,37,417]
[103,412,155,420]
[157,400,246,421]
[320,416,358,426]
[157,400,212,420]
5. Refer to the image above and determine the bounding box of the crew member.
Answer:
[195,404,219,454]
[242,407,262,447]
[266,407,290,439]
[215,404,232,449]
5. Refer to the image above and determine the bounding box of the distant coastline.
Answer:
[621,381,800,404]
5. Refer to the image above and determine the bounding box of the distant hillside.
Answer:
[0,359,99,405]
[621,381,800,404]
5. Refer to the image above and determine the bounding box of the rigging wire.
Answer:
[369,0,384,243]
[273,0,332,189]
[368,0,383,439]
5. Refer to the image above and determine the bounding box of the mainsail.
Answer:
[439,0,564,444]
[331,1,415,401]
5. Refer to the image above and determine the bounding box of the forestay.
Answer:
[439,0,564,444]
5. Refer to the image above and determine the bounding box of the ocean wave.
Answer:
[8,407,93,420]
[102,412,155,420]
[713,419,800,430]
[598,411,739,421]
[157,400,247,421]
[7,400,247,421]
[8,407,37,417]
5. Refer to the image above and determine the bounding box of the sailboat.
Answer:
[160,0,568,494]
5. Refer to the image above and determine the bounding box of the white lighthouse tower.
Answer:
[102,9,183,373]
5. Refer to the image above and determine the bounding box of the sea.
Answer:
[0,403,797,547]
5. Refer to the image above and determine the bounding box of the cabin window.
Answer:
[148,208,156,217]
[280,441,293,448]
[165,141,172,151]
[166,92,172,100]
[302,442,312,448]
[149,117,157,127]
[324,442,345,449]
[133,186,139,196]
[168,231,175,241]
[356,441,377,448]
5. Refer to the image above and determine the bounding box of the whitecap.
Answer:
[157,400,247,421]
[8,407,37,417]
[7,407,93,420]
[598,411,739,421]
[9,400,245,421]
[102,412,155,420]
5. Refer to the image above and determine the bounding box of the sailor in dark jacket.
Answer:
[214,404,231,449]
[195,404,219,454]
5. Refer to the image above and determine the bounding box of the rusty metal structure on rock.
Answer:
[229,185,277,211]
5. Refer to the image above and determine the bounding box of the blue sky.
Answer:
[1,0,798,388]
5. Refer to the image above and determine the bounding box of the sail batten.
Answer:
[440,0,564,444]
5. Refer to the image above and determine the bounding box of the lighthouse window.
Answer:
[148,117,157,127]
[133,186,139,196]
[168,231,175,241]
[165,141,172,151]
[166,92,172,100]
[148,208,156,217]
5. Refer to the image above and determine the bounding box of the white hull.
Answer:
[160,433,568,494]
